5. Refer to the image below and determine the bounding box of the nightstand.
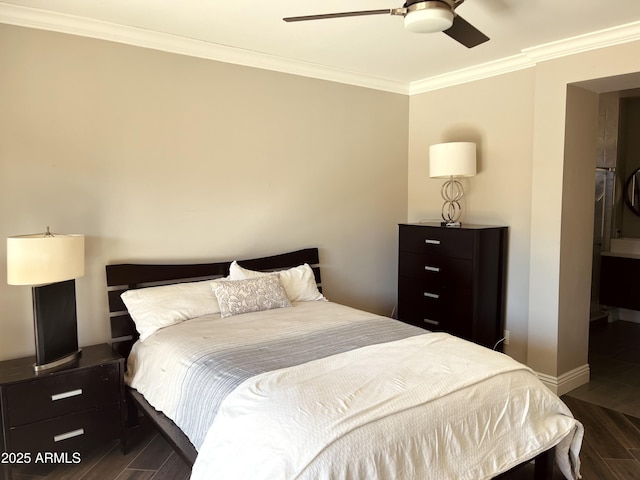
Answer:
[0,344,125,480]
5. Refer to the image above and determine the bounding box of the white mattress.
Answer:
[125,301,582,479]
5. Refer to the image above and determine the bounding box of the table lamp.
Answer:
[7,227,85,371]
[429,142,477,226]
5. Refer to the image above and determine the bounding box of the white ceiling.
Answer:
[2,0,640,94]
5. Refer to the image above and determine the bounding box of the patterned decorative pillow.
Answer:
[212,275,292,318]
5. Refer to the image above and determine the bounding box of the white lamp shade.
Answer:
[7,232,85,285]
[404,6,454,33]
[429,142,477,178]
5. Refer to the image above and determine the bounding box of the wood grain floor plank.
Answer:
[563,396,634,459]
[627,415,640,431]
[604,459,640,480]
[127,433,174,470]
[149,452,190,480]
[44,442,118,480]
[576,426,619,480]
[111,470,155,480]
[79,423,157,480]
[589,403,640,449]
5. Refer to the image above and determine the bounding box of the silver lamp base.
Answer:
[440,176,465,226]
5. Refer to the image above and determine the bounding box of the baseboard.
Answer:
[618,308,640,324]
[536,364,590,396]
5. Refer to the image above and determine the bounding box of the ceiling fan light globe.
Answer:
[404,8,454,33]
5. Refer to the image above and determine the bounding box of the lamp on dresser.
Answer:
[429,142,477,227]
[7,227,85,371]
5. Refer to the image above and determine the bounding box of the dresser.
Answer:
[397,223,508,349]
[0,344,125,479]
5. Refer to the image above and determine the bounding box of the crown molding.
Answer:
[408,54,536,95]
[0,3,409,95]
[411,20,640,94]
[1,2,639,96]
[523,20,640,62]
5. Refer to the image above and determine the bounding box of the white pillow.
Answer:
[212,275,291,318]
[229,261,326,302]
[121,279,223,341]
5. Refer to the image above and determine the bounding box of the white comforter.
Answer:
[126,301,424,448]
[191,332,582,480]
[126,301,582,479]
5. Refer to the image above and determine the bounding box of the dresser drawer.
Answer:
[398,275,473,305]
[8,404,120,454]
[397,295,472,339]
[399,225,474,259]
[398,277,472,321]
[397,298,451,330]
[5,363,120,427]
[399,251,473,286]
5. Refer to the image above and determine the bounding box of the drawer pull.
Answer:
[424,319,440,326]
[51,389,83,401]
[54,428,85,443]
[424,239,441,245]
[424,266,440,272]
[423,292,440,299]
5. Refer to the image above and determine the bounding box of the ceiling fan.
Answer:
[283,0,489,48]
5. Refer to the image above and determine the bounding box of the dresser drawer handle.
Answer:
[54,428,85,443]
[424,239,441,245]
[423,319,440,326]
[51,389,83,402]
[423,292,440,299]
[424,266,440,272]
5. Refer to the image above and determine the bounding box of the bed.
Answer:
[105,247,582,480]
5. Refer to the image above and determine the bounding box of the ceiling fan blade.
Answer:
[443,14,489,48]
[284,9,392,22]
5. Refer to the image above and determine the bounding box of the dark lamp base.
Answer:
[32,279,80,373]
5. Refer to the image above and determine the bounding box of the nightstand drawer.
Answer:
[5,363,120,427]
[8,404,120,454]
[399,252,472,286]
[399,225,473,259]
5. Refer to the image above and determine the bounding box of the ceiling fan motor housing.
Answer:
[404,0,455,33]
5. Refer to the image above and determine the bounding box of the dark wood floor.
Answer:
[8,321,640,480]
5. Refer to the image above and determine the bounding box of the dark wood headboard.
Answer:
[106,248,321,359]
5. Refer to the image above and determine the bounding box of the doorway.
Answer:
[571,87,640,416]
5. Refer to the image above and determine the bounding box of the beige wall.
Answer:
[557,86,598,375]
[0,24,409,361]
[408,69,536,363]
